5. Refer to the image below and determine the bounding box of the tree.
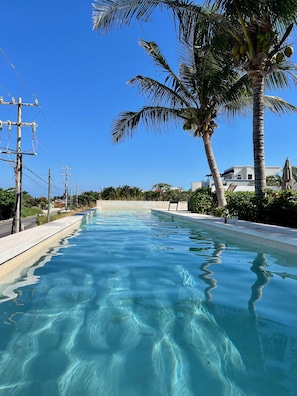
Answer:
[152,183,172,192]
[100,187,117,200]
[93,0,297,207]
[111,36,257,207]
[78,191,100,206]
[22,191,36,207]
[266,175,282,186]
[0,187,15,219]
[206,0,297,202]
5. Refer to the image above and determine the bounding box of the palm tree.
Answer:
[110,35,257,207]
[205,0,297,201]
[93,1,249,207]
[93,0,297,207]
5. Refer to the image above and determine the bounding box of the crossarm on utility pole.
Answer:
[0,96,39,233]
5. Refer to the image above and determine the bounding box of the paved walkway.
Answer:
[152,209,297,254]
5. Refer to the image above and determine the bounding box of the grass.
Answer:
[35,206,95,225]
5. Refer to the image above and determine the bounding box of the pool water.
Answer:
[0,210,296,396]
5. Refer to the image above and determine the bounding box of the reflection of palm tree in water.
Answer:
[199,241,226,303]
[248,253,272,374]
[248,253,271,320]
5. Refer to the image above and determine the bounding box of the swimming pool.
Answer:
[0,210,296,395]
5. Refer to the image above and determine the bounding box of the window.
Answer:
[237,174,242,180]
[248,174,253,180]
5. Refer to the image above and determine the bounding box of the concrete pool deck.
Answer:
[152,209,297,254]
[0,210,96,283]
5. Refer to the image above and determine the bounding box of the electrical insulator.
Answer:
[32,121,37,133]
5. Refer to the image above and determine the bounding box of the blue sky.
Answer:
[0,1,296,197]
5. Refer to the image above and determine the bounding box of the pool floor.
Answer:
[0,211,296,395]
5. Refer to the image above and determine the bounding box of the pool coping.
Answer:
[152,209,297,253]
[0,210,96,281]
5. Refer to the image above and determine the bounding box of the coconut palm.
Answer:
[93,1,245,206]
[204,0,297,201]
[110,33,259,207]
[93,1,297,206]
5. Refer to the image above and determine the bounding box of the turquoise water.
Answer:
[0,210,297,396]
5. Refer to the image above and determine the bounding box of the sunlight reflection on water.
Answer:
[0,211,296,395]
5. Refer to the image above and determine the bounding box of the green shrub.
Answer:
[224,190,297,227]
[189,189,297,228]
[22,207,43,218]
[259,190,297,227]
[225,191,257,221]
[188,187,217,214]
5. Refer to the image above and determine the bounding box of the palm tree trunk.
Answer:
[203,131,227,207]
[250,71,266,199]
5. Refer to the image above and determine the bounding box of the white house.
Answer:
[221,165,281,187]
[192,165,281,192]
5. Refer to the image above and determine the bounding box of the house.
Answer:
[221,165,281,187]
[192,165,281,192]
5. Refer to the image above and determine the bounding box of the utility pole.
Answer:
[61,166,71,210]
[69,188,72,211]
[75,184,79,208]
[0,96,38,233]
[47,169,51,223]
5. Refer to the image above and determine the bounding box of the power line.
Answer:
[0,48,38,102]
[0,48,81,195]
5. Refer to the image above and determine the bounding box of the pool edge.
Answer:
[0,210,96,280]
[152,209,297,254]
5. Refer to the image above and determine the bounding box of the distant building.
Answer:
[192,165,281,192]
[191,181,202,191]
[221,165,281,187]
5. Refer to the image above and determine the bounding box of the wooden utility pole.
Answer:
[0,96,38,233]
[75,184,79,207]
[15,97,23,233]
[47,169,51,223]
[61,166,71,210]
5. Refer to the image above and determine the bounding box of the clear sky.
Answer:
[0,1,296,197]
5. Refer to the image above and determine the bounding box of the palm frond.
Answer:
[138,40,199,105]
[265,62,297,89]
[192,50,224,103]
[111,106,182,143]
[139,39,175,77]
[179,63,200,98]
[218,73,252,103]
[208,0,297,33]
[174,2,218,45]
[222,96,253,118]
[221,92,297,119]
[92,0,164,33]
[92,0,201,34]
[265,70,290,90]
[263,95,297,114]
[265,62,297,90]
[127,75,193,108]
